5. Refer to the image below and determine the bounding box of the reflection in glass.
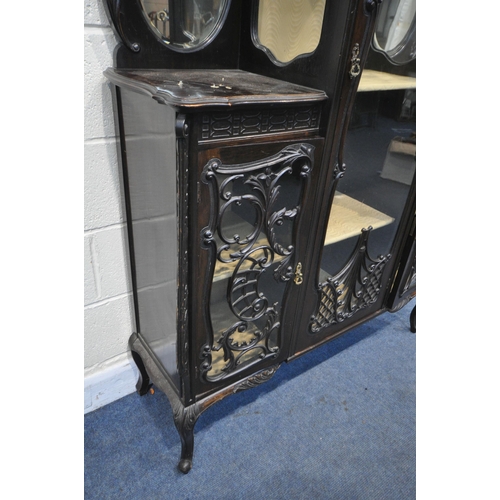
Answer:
[120,88,180,388]
[140,0,231,52]
[253,0,326,65]
[372,0,416,64]
[312,46,415,332]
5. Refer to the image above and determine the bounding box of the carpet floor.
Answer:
[84,301,416,500]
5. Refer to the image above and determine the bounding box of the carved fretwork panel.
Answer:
[200,106,321,142]
[200,144,314,382]
[310,228,391,333]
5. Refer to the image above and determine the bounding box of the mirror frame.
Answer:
[104,0,232,54]
[371,2,416,66]
[250,0,327,67]
[138,0,233,53]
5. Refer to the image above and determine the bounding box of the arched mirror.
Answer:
[372,0,416,65]
[140,0,232,52]
[252,0,326,66]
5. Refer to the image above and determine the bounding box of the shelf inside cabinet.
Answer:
[324,192,394,245]
[211,193,393,282]
[358,70,416,92]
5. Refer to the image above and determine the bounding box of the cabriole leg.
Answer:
[129,332,203,472]
[172,403,201,474]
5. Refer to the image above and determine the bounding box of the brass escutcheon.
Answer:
[294,262,303,285]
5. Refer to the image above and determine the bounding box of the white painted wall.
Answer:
[84,0,139,413]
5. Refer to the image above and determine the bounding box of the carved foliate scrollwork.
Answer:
[310,228,391,333]
[200,144,314,382]
[233,364,281,393]
[200,307,281,382]
[177,114,190,384]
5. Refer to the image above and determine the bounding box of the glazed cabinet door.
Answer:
[293,46,416,355]
[191,137,324,399]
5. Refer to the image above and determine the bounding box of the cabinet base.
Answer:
[129,332,281,473]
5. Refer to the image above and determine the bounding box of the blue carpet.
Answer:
[85,302,415,499]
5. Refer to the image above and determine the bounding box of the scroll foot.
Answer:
[178,459,192,474]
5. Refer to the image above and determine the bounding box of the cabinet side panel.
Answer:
[119,88,180,390]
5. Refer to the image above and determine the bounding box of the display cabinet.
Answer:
[103,0,416,473]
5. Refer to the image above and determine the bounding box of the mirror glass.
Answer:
[372,0,416,65]
[253,0,326,65]
[140,0,231,52]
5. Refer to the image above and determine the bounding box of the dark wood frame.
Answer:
[102,0,415,473]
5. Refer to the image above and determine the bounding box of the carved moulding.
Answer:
[200,144,314,382]
[200,105,321,141]
[310,227,391,333]
[233,364,281,393]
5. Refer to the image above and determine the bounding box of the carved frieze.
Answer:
[200,106,321,141]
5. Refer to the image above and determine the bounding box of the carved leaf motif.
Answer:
[200,144,314,382]
[233,364,281,393]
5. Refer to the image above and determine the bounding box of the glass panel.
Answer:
[140,0,231,52]
[200,144,315,382]
[311,47,415,332]
[120,88,180,389]
[253,0,326,65]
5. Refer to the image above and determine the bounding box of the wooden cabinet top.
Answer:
[104,69,327,108]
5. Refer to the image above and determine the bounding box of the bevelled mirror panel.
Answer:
[372,0,416,64]
[253,0,326,65]
[140,0,232,52]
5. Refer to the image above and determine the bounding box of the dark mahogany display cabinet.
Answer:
[103,0,416,473]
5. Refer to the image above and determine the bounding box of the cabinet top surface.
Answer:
[104,69,327,108]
